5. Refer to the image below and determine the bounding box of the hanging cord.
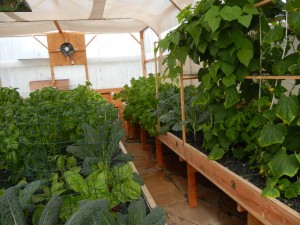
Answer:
[270,10,288,109]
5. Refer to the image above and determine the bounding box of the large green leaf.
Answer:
[204,6,220,21]
[177,46,189,64]
[208,17,221,33]
[85,171,108,197]
[275,95,299,125]
[38,195,63,225]
[285,180,300,199]
[263,26,284,44]
[64,200,109,225]
[261,186,280,198]
[237,49,253,67]
[222,75,236,87]
[193,92,210,105]
[112,180,141,202]
[127,197,146,225]
[288,12,300,34]
[224,88,240,109]
[208,144,224,160]
[258,123,287,147]
[238,15,252,28]
[242,4,259,15]
[64,170,88,193]
[139,207,166,225]
[219,60,235,76]
[220,6,242,21]
[268,149,300,178]
[0,185,27,225]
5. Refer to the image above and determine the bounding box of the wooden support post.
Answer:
[50,66,55,87]
[84,64,89,81]
[141,128,147,150]
[187,163,197,208]
[140,31,147,77]
[180,71,186,144]
[247,213,264,225]
[155,137,164,167]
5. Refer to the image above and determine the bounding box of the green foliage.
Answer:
[156,0,300,200]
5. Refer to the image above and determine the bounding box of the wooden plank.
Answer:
[155,136,164,168]
[237,203,246,212]
[248,213,264,225]
[29,79,69,90]
[184,141,300,225]
[246,75,300,80]
[53,20,63,33]
[255,0,272,8]
[187,163,197,208]
[157,132,300,225]
[157,132,186,160]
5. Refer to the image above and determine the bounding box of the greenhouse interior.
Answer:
[0,0,300,225]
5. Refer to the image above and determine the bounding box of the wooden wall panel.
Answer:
[47,32,87,67]
[29,79,69,90]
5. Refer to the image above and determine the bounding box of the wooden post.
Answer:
[84,64,89,81]
[50,66,55,87]
[155,136,164,167]
[141,128,147,150]
[180,70,186,144]
[187,163,197,208]
[140,31,147,77]
[248,213,264,225]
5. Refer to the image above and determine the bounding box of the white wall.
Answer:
[0,33,143,97]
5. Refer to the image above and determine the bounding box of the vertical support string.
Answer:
[270,10,288,109]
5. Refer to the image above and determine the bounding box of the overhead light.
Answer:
[0,0,32,12]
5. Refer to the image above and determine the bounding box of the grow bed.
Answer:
[156,132,300,225]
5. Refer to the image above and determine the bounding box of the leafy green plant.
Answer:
[157,0,300,200]
[114,74,175,136]
[0,182,164,225]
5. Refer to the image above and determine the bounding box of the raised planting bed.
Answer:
[156,132,300,225]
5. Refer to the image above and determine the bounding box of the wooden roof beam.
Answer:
[53,20,63,33]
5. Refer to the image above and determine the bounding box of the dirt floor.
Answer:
[122,137,247,225]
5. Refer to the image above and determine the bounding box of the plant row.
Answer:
[116,0,300,202]
[0,84,166,225]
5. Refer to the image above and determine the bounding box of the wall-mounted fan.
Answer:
[60,42,74,57]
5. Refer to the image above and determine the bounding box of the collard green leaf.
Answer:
[138,207,166,225]
[98,210,116,225]
[237,49,253,67]
[208,144,224,160]
[268,149,299,178]
[261,186,280,198]
[258,123,287,147]
[275,95,299,125]
[38,195,63,225]
[224,88,240,109]
[238,15,252,28]
[127,197,146,225]
[64,199,109,225]
[0,186,26,225]
[20,180,45,208]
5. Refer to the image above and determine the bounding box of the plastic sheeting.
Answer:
[0,0,194,36]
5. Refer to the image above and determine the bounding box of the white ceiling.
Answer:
[0,0,194,36]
